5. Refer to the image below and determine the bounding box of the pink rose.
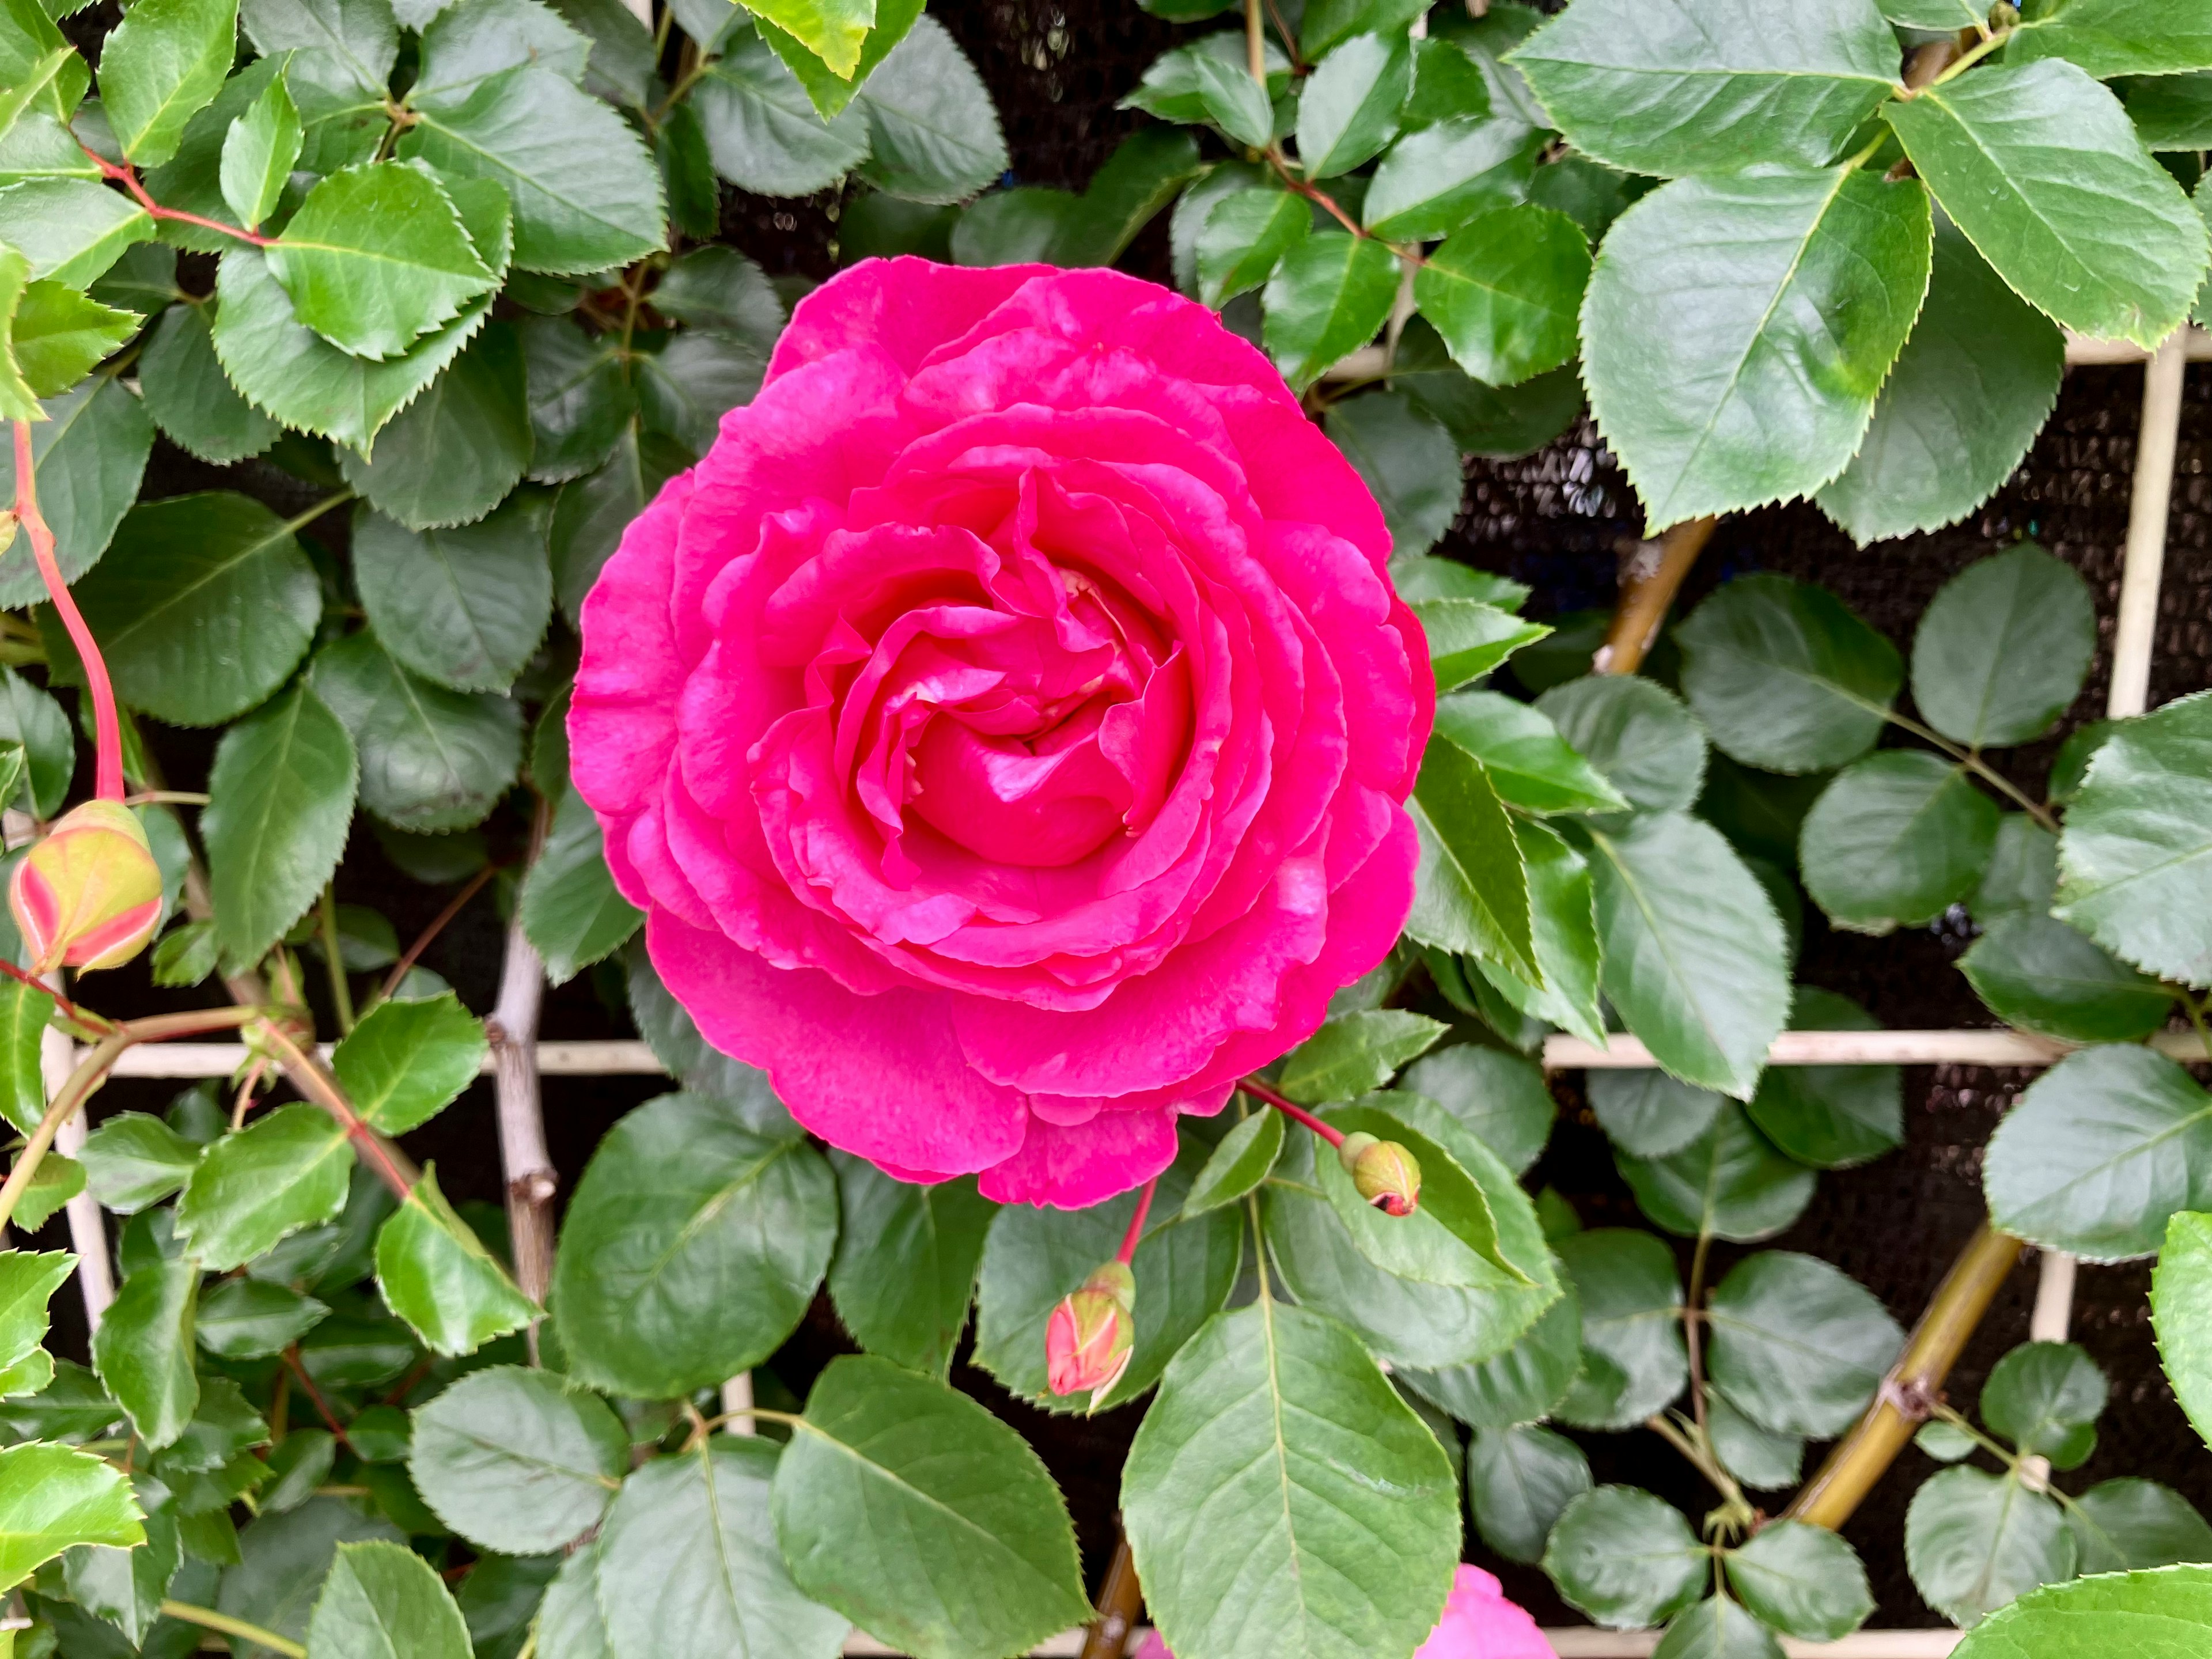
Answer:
[1134,1566,1555,1659]
[570,259,1430,1208]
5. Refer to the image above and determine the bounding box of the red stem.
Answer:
[12,422,122,801]
[83,147,274,247]
[1238,1077,1345,1148]
[1116,1177,1157,1265]
[374,863,496,1002]
[0,959,117,1035]
[282,1347,351,1446]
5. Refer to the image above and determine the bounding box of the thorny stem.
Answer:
[1116,1177,1157,1266]
[78,147,276,247]
[317,885,356,1035]
[12,422,122,801]
[255,1021,419,1201]
[1238,1077,1344,1147]
[158,1603,304,1658]
[0,959,117,1037]
[372,863,496,1006]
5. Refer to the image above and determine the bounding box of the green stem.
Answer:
[317,885,355,1036]
[1884,709,2061,832]
[1685,1228,1714,1442]
[284,491,353,537]
[1928,27,2012,86]
[1929,1402,2020,1470]
[158,1601,306,1658]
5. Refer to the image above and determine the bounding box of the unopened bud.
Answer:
[10,800,162,975]
[1046,1259,1135,1400]
[1339,1131,1421,1217]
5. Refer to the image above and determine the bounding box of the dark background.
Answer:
[33,0,2212,1633]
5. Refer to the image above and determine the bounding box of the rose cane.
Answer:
[6,422,160,974]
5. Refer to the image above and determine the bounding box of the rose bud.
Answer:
[10,800,164,975]
[1047,1260,1136,1400]
[1339,1131,1421,1218]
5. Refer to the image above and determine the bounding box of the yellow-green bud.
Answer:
[1047,1259,1136,1399]
[1340,1132,1420,1217]
[9,799,162,976]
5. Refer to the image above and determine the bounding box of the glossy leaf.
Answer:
[1407,741,1535,982]
[1799,751,1999,934]
[338,323,534,531]
[1465,1423,1589,1566]
[1297,32,1411,179]
[306,1539,472,1659]
[1542,1485,1706,1629]
[0,179,153,290]
[0,982,46,1137]
[518,786,643,983]
[1414,204,1588,387]
[1430,690,1628,816]
[2011,3,2212,83]
[78,1112,200,1213]
[1535,675,1706,813]
[0,376,155,608]
[414,0,590,105]
[408,1364,625,1555]
[1475,817,1606,1047]
[1402,1289,1582,1430]
[138,302,281,465]
[1706,1250,1902,1438]
[1552,1228,1684,1430]
[2153,1210,2212,1451]
[100,0,238,168]
[1744,988,1903,1169]
[693,31,872,198]
[1262,230,1400,389]
[548,1092,836,1398]
[195,1277,327,1359]
[518,315,632,483]
[221,73,303,233]
[1279,1010,1447,1105]
[1982,1340,2106,1468]
[1123,1300,1461,1659]
[1961,913,2175,1044]
[334,993,487,1137]
[1585,167,1931,531]
[1401,1043,1555,1177]
[376,1166,539,1354]
[825,1153,993,1377]
[90,1258,199,1451]
[1196,187,1309,307]
[2066,1479,2212,1577]
[1651,1598,1785,1659]
[1912,545,2096,749]
[854,18,1007,206]
[175,1103,354,1271]
[1589,1069,1723,1160]
[1616,1101,1815,1243]
[11,282,137,396]
[313,631,522,833]
[0,1442,144,1592]
[1324,390,1461,559]
[202,683,358,969]
[1886,60,2205,349]
[1414,598,1551,693]
[1180,1106,1283,1216]
[1726,1521,1872,1642]
[1906,1466,2075,1630]
[1362,115,1543,243]
[1676,574,1900,774]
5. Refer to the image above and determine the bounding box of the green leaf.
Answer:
[1300,0,1425,61]
[1278,1010,1446,1105]
[0,376,153,606]
[312,631,521,832]
[401,63,665,274]
[1196,187,1309,308]
[1316,1100,1539,1287]
[65,491,320,728]
[1799,751,1999,934]
[1652,1598,1786,1659]
[2129,74,2212,149]
[631,327,766,453]
[1363,115,1542,244]
[1982,1340,2105,1467]
[1262,230,1400,389]
[1917,1418,1978,1463]
[624,947,794,1132]
[1816,222,2068,544]
[2156,1210,2212,1450]
[0,1442,144,1592]
[100,0,238,168]
[2054,690,2212,986]
[1590,1069,1722,1159]
[2067,1479,2212,1576]
[530,1537,612,1659]
[407,1363,623,1555]
[338,323,533,530]
[1404,32,1493,128]
[1617,1101,1815,1243]
[1962,913,2175,1044]
[853,18,1007,206]
[138,301,280,465]
[692,29,872,198]
[1414,204,1588,387]
[308,1539,471,1659]
[0,983,45,1139]
[176,1103,354,1271]
[744,0,872,77]
[1414,597,1551,693]
[1706,1250,1902,1438]
[824,1154,991,1377]
[1389,555,1529,611]
[1402,1287,1582,1429]
[1510,0,1902,177]
[89,1258,199,1451]
[0,45,83,137]
[353,496,549,697]
[221,1496,405,1657]
[1552,1228,1684,1430]
[1297,32,1411,179]
[0,245,36,421]
[1186,48,1273,148]
[10,281,137,396]
[2012,2,2212,78]
[1535,675,1707,812]
[1911,544,2096,749]
[1324,390,1461,559]
[12,1149,79,1233]
[1430,689,1628,816]
[1710,1392,1804,1491]
[599,1439,846,1659]
[78,1112,200,1214]
[195,1277,327,1359]
[1465,1423,1589,1565]
[518,785,643,983]
[1725,1520,1872,1642]
[1887,60,2205,349]
[1907,1466,2075,1629]
[756,0,919,119]
[1984,1045,2212,1260]
[64,1472,181,1647]
[973,1139,1242,1410]
[202,683,358,969]
[264,162,495,361]
[1401,1043,1555,1177]
[239,0,397,97]
[772,1355,1088,1659]
[1585,813,1791,1100]
[1407,741,1536,982]
[1181,1107,1285,1217]
[1471,818,1606,1046]
[376,1166,538,1355]
[332,993,486,1137]
[1744,988,1903,1169]
[0,1252,70,1381]
[1676,574,1900,774]
[549,1092,834,1397]
[1543,1485,1706,1629]
[220,72,302,232]
[415,0,589,105]
[1124,1300,1460,1659]
[1584,168,1932,531]
[517,317,631,487]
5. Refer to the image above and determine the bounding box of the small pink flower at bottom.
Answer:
[1133,1565,1555,1659]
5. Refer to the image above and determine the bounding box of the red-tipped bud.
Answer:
[1339,1131,1421,1217]
[1046,1259,1135,1400]
[10,800,162,976]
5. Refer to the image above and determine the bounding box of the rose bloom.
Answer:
[1134,1566,1556,1659]
[570,259,1430,1208]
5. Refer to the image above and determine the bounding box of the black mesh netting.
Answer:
[30,0,2212,1634]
